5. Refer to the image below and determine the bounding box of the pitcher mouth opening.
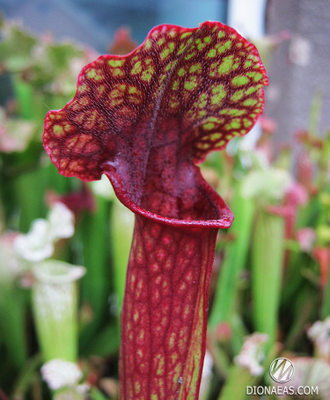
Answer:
[105,168,234,230]
[33,260,86,284]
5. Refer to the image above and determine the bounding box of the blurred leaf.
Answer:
[84,323,120,357]
[209,181,255,329]
[0,24,37,71]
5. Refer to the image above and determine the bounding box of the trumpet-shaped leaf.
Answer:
[44,21,267,399]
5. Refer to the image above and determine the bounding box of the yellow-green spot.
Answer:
[110,84,125,100]
[195,39,208,51]
[204,36,212,43]
[165,61,174,72]
[157,38,165,46]
[172,80,179,90]
[185,51,196,60]
[78,83,87,92]
[156,357,165,376]
[210,133,221,140]
[135,382,141,394]
[236,42,243,48]
[133,311,139,322]
[129,86,139,94]
[243,118,252,128]
[231,90,244,102]
[244,98,258,106]
[171,353,178,364]
[129,97,141,105]
[87,69,96,78]
[204,122,214,130]
[247,54,259,62]
[53,125,64,136]
[198,110,206,117]
[199,93,208,102]
[79,97,89,106]
[161,42,175,60]
[216,40,232,54]
[184,76,198,91]
[131,61,142,75]
[110,89,122,99]
[169,333,176,349]
[144,39,152,50]
[169,29,176,38]
[181,32,192,39]
[244,60,253,68]
[141,65,155,81]
[170,96,179,108]
[196,96,207,108]
[139,330,145,340]
[151,395,158,400]
[218,55,234,75]
[112,68,123,77]
[230,119,241,129]
[189,63,202,73]
[64,124,72,132]
[108,59,125,67]
[228,109,246,116]
[215,140,225,148]
[245,86,257,95]
[218,30,225,38]
[205,116,219,123]
[177,43,187,55]
[87,69,102,80]
[207,49,216,58]
[178,68,186,77]
[232,75,249,86]
[211,84,226,105]
[197,142,210,150]
[209,62,218,77]
[254,72,263,82]
[197,42,207,51]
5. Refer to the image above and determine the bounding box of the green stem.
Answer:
[12,353,42,400]
[252,209,285,348]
